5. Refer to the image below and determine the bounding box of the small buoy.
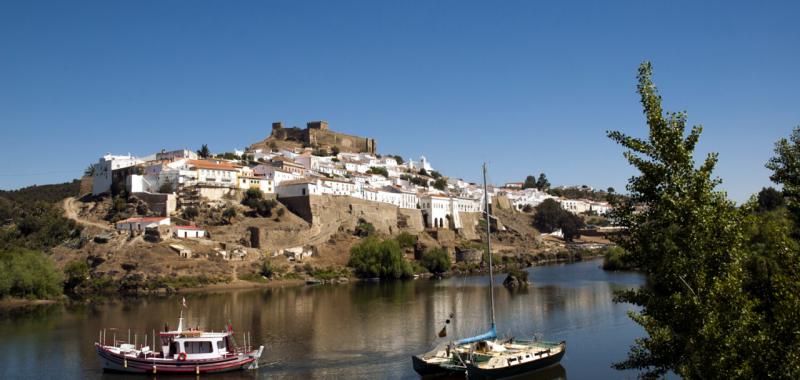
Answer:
[153,365,157,374]
[124,358,127,368]
[196,366,200,374]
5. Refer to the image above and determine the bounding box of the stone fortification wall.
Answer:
[307,128,376,154]
[457,212,482,240]
[262,121,376,154]
[278,195,424,235]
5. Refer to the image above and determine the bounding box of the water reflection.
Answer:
[0,259,643,380]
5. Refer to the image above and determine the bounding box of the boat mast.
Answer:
[482,163,496,328]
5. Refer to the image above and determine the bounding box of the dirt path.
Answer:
[62,197,112,230]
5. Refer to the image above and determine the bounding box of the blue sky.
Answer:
[1,1,798,202]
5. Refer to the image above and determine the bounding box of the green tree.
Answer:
[418,168,429,176]
[531,199,563,233]
[767,129,800,223]
[522,175,537,189]
[392,155,404,165]
[347,237,413,279]
[0,248,62,299]
[421,247,450,274]
[64,259,89,293]
[197,144,211,159]
[607,62,747,378]
[536,173,550,190]
[222,207,237,224]
[242,190,276,217]
[368,166,389,177]
[756,187,784,213]
[433,178,447,191]
[182,206,199,220]
[531,199,584,242]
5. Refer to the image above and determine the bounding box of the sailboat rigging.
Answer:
[411,163,566,379]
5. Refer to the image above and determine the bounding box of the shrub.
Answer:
[222,207,237,224]
[354,218,375,237]
[242,190,277,217]
[507,267,529,282]
[0,248,62,299]
[260,259,275,278]
[602,246,635,271]
[433,178,447,191]
[182,206,199,220]
[395,232,417,249]
[158,182,174,194]
[421,247,451,274]
[368,166,389,177]
[348,237,413,279]
[63,259,89,293]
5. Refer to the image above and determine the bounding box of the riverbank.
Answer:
[176,278,306,293]
[0,298,59,308]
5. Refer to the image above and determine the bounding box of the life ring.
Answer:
[177,352,187,361]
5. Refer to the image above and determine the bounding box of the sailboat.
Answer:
[412,163,566,379]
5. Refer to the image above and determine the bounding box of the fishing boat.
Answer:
[412,163,566,379]
[95,301,264,374]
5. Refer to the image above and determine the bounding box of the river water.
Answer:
[0,259,645,380]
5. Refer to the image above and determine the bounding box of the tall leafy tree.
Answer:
[197,144,211,158]
[767,126,800,225]
[536,173,550,190]
[522,175,537,189]
[607,62,746,378]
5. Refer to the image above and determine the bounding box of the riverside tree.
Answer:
[347,237,413,279]
[607,62,748,378]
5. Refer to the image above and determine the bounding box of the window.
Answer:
[217,340,226,350]
[185,341,213,354]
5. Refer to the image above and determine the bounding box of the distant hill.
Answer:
[0,180,81,206]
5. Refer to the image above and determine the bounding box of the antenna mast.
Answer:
[483,163,496,328]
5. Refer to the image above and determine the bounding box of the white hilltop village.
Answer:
[90,122,612,236]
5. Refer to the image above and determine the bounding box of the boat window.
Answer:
[169,341,179,356]
[185,341,213,354]
[217,340,226,350]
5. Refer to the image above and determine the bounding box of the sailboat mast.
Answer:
[482,163,496,328]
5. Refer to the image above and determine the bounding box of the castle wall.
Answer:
[307,129,376,154]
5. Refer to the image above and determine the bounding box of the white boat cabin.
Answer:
[160,331,231,360]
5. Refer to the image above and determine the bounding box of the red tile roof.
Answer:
[188,159,241,171]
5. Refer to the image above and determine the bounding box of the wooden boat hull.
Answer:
[96,343,257,374]
[465,345,565,380]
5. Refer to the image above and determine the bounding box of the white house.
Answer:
[419,194,458,229]
[116,216,171,232]
[253,165,298,186]
[319,177,356,196]
[560,199,592,214]
[237,175,274,194]
[589,201,612,215]
[155,149,197,162]
[276,178,322,198]
[173,225,206,239]
[92,154,143,195]
[187,159,241,188]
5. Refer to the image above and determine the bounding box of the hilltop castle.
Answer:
[252,121,376,154]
